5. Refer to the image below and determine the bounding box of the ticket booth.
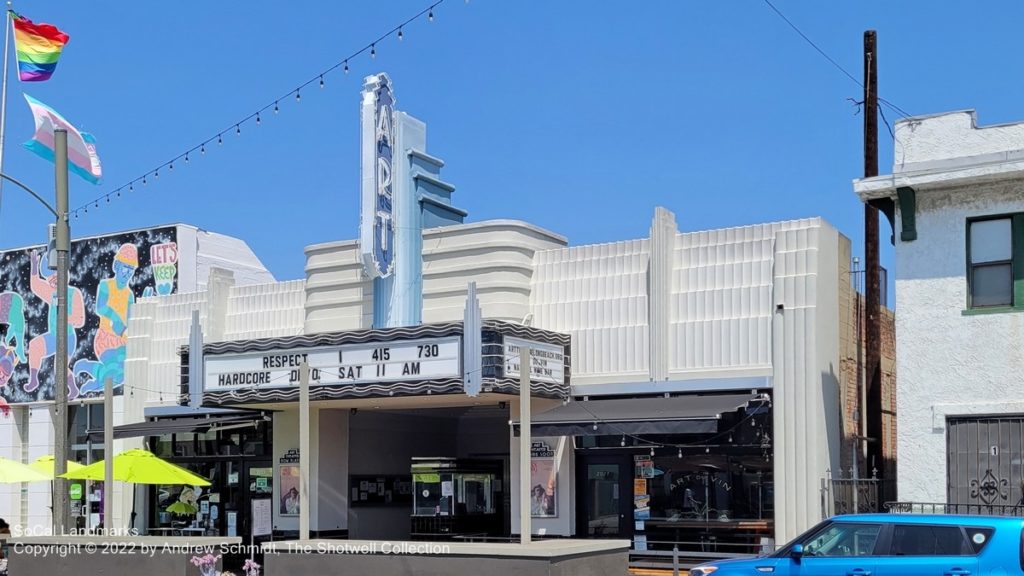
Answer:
[410,457,504,540]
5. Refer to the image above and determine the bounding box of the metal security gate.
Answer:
[822,468,881,517]
[947,416,1024,512]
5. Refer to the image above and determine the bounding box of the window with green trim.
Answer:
[967,214,1024,309]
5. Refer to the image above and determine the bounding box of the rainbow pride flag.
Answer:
[10,11,69,82]
[23,94,102,184]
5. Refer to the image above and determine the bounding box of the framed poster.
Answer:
[530,441,557,518]
[279,465,300,515]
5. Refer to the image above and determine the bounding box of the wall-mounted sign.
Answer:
[204,336,461,391]
[359,72,396,279]
[504,337,565,385]
[529,440,558,518]
[279,449,300,517]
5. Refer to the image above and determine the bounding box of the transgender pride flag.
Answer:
[23,94,102,184]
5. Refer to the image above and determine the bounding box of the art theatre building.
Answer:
[4,74,890,559]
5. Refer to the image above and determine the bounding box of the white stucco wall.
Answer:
[894,182,1024,503]
[855,108,1024,504]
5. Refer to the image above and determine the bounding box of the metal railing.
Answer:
[628,540,777,575]
[884,502,1024,517]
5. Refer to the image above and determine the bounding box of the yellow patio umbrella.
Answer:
[166,501,198,515]
[29,455,86,478]
[59,449,211,486]
[0,456,50,483]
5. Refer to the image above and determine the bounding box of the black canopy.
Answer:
[512,393,759,437]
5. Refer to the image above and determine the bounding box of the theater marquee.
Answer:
[204,336,461,391]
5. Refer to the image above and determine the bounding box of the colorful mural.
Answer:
[0,227,178,403]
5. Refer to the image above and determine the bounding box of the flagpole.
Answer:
[0,2,12,220]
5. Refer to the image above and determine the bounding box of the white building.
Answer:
[854,109,1024,509]
[77,208,862,553]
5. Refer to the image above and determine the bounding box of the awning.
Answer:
[87,412,268,441]
[512,393,761,437]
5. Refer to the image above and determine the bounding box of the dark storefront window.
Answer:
[576,400,774,554]
[70,404,106,532]
[146,417,272,545]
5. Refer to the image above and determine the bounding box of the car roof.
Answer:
[832,514,1024,527]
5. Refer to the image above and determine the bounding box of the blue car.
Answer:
[690,514,1024,575]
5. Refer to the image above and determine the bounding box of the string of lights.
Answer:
[71,0,450,218]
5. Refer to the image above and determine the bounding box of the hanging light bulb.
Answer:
[218,134,223,145]
[320,75,325,88]
[143,175,147,185]
[650,447,655,457]
[398,27,404,41]
[428,8,434,21]
[129,183,134,192]
[592,422,598,431]
[105,196,110,203]
[256,113,261,126]
[371,44,376,58]
[620,436,626,447]
[705,446,710,454]
[296,89,301,102]
[154,169,159,179]
[94,201,98,208]
[274,101,279,114]
[677,448,682,459]
[729,434,733,443]
[236,124,241,136]
[169,162,173,171]
[116,190,121,197]
[185,153,190,164]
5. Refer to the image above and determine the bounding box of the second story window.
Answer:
[968,215,1023,309]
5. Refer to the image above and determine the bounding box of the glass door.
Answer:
[576,455,632,539]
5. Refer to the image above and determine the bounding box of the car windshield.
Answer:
[772,520,882,558]
[772,520,830,558]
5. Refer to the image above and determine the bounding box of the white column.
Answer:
[299,362,310,540]
[519,346,531,544]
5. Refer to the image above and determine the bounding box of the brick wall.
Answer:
[839,291,897,482]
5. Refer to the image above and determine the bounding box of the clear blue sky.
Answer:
[1,1,1022,298]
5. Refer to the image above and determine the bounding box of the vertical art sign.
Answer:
[359,73,396,278]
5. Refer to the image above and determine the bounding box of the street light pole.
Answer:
[52,128,70,535]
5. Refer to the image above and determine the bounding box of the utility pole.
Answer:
[863,31,885,501]
[52,128,70,534]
